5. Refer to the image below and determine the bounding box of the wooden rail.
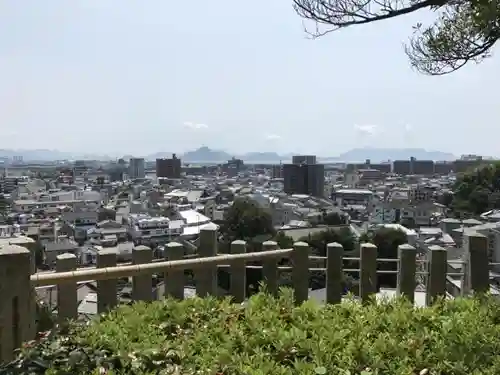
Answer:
[0,228,491,363]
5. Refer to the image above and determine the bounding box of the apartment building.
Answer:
[284,155,325,197]
[332,188,374,206]
[393,160,411,175]
[128,158,145,179]
[127,213,183,245]
[156,154,181,178]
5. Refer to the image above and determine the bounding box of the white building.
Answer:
[332,189,374,206]
[128,213,183,244]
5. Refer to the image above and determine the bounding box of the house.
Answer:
[87,220,128,242]
[43,237,79,265]
[61,211,98,242]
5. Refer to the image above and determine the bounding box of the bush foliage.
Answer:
[7,291,500,374]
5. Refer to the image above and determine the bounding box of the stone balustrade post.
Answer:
[360,243,377,302]
[397,244,417,303]
[97,249,118,314]
[326,242,343,304]
[132,245,153,302]
[0,245,34,362]
[164,242,185,300]
[230,240,247,303]
[292,242,309,305]
[262,241,279,296]
[56,253,78,322]
[196,227,218,297]
[426,245,447,305]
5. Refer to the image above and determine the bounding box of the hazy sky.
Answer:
[0,1,498,157]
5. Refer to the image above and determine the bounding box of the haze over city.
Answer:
[0,1,498,157]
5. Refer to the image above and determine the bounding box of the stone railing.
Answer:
[0,228,490,362]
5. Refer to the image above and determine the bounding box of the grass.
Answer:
[9,289,500,374]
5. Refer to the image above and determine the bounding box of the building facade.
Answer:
[283,155,325,197]
[128,158,145,179]
[156,154,181,178]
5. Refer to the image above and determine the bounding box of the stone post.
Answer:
[292,242,309,305]
[230,240,246,303]
[262,241,279,296]
[360,243,377,302]
[97,249,118,314]
[397,244,417,303]
[56,253,78,322]
[196,227,218,297]
[426,245,447,305]
[164,242,185,300]
[465,231,489,294]
[0,245,34,362]
[326,242,343,304]
[132,245,153,302]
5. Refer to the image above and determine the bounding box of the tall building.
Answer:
[156,154,181,178]
[271,164,283,178]
[128,158,145,179]
[283,155,325,197]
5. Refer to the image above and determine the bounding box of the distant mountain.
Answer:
[182,147,232,163]
[242,152,283,162]
[0,147,459,163]
[331,148,457,162]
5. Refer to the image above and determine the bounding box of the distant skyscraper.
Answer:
[128,158,145,179]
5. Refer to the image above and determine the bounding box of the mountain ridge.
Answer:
[0,147,458,163]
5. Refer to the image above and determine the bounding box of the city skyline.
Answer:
[0,1,498,156]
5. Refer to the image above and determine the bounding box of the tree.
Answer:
[299,227,356,290]
[299,227,356,256]
[362,228,408,288]
[437,191,454,207]
[452,161,500,215]
[273,231,295,249]
[320,210,347,225]
[220,198,276,243]
[293,0,500,75]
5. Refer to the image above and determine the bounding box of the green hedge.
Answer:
[7,290,500,374]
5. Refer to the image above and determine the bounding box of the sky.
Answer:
[0,1,498,157]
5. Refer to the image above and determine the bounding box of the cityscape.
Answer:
[1,0,500,372]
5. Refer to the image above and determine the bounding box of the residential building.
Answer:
[283,155,325,197]
[224,157,244,177]
[412,159,435,175]
[156,154,181,178]
[332,188,374,206]
[127,213,183,245]
[128,158,145,179]
[393,160,411,175]
[271,164,283,178]
[434,162,453,175]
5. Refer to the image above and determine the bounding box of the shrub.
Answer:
[6,290,500,374]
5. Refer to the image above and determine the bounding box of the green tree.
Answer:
[362,228,408,288]
[320,210,346,225]
[220,198,276,242]
[293,0,500,75]
[452,161,500,215]
[298,227,357,290]
[437,191,454,207]
[273,231,295,249]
